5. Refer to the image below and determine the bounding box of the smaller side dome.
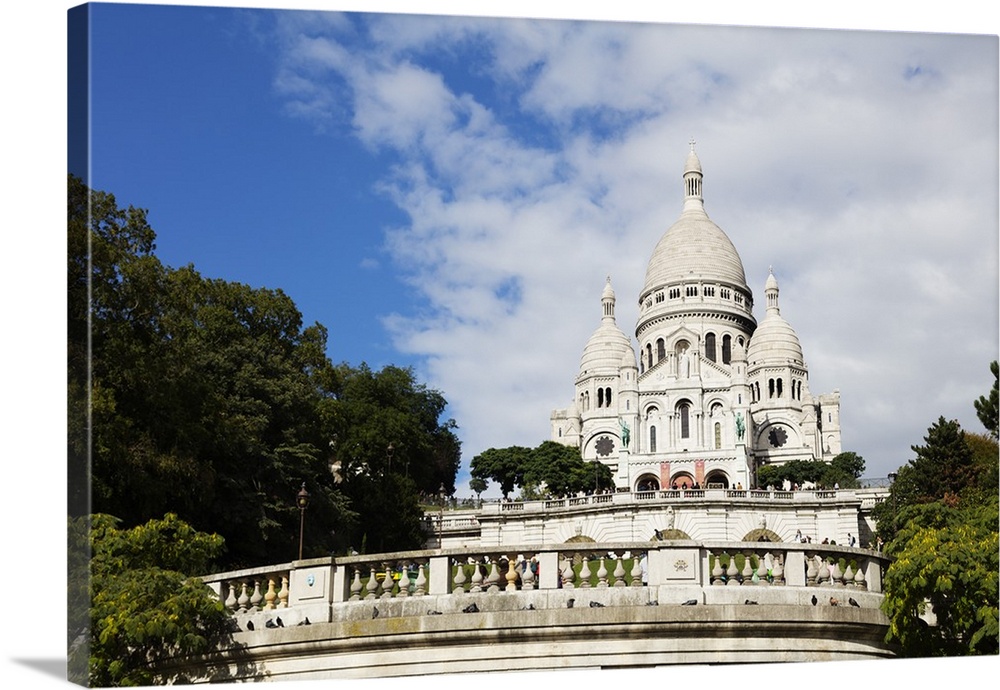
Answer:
[746,269,804,366]
[580,277,633,375]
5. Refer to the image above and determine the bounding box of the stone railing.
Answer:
[199,541,888,630]
[483,488,854,516]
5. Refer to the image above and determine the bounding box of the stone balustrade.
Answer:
[199,540,888,631]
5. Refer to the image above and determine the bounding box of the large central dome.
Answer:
[640,147,748,300]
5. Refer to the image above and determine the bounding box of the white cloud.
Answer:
[267,12,998,491]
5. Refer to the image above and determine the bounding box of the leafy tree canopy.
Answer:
[471,442,614,499]
[70,514,237,687]
[756,452,865,490]
[974,360,998,438]
[876,408,999,657]
[69,175,459,567]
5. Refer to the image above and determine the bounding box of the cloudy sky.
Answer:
[3,2,997,687]
[69,2,998,496]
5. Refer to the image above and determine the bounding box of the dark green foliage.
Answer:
[974,361,999,438]
[471,441,614,499]
[470,446,532,498]
[755,452,865,490]
[69,175,458,567]
[70,514,237,687]
[877,412,1000,657]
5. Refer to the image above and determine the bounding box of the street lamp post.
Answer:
[438,483,446,548]
[296,482,310,561]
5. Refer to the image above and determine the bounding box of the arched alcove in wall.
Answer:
[742,528,782,542]
[635,474,660,492]
[704,470,730,489]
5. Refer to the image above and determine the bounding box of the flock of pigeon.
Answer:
[244,594,862,630]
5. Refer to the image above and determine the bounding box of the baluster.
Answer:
[453,560,468,594]
[816,558,830,585]
[562,558,576,589]
[830,560,844,587]
[597,557,609,588]
[843,563,855,589]
[349,569,363,601]
[630,555,644,587]
[470,561,484,593]
[397,563,411,598]
[381,566,394,599]
[485,560,501,593]
[741,553,754,585]
[278,575,289,608]
[414,564,427,596]
[505,558,518,591]
[726,554,740,586]
[756,554,769,586]
[249,581,264,610]
[613,558,626,587]
[264,577,278,610]
[711,554,725,586]
[365,567,379,600]
[805,555,818,586]
[225,583,238,611]
[521,558,536,591]
[772,553,785,586]
[237,582,250,612]
[854,562,867,590]
[579,557,593,588]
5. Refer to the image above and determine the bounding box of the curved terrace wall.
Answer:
[177,541,893,681]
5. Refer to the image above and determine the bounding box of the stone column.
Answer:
[428,555,451,595]
[536,550,560,590]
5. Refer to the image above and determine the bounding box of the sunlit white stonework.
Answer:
[551,146,842,491]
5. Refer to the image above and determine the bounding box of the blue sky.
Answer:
[4,2,999,688]
[68,3,999,498]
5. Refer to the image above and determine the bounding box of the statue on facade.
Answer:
[619,418,631,449]
[679,347,691,378]
[666,505,675,530]
[735,412,745,441]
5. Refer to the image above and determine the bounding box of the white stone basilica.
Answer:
[551,146,842,492]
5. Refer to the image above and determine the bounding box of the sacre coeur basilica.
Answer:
[550,144,842,493]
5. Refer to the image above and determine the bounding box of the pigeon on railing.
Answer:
[462,602,479,613]
[744,599,758,605]
[811,595,818,606]
[566,598,575,608]
[589,601,605,608]
[680,599,698,606]
[848,597,860,608]
[372,607,379,619]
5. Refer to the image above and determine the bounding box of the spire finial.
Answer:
[689,137,696,152]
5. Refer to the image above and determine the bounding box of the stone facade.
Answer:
[551,146,842,491]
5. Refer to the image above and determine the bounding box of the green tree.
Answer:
[974,361,999,438]
[470,446,532,498]
[69,176,456,566]
[756,455,864,490]
[881,501,999,657]
[70,514,239,687]
[468,477,488,503]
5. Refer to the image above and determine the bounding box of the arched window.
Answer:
[605,387,612,407]
[768,379,775,398]
[680,404,690,439]
[777,378,783,397]
[722,334,732,364]
[705,333,717,362]
[656,338,666,362]
[646,344,653,370]
[714,422,722,449]
[597,388,604,408]
[649,425,657,453]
